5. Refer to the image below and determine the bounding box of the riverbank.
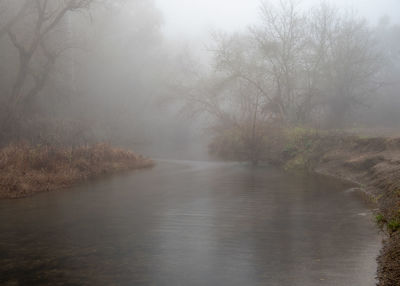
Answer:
[209,127,400,286]
[276,130,400,286]
[0,143,154,199]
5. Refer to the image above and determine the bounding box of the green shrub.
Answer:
[387,218,400,233]
[375,213,385,224]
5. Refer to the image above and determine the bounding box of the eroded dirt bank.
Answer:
[209,128,400,285]
[272,133,400,286]
[0,143,154,199]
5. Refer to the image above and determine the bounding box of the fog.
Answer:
[2,2,400,284]
[157,0,400,36]
[1,0,400,159]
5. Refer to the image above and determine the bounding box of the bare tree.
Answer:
[177,0,386,163]
[0,1,29,39]
[1,0,93,140]
[173,33,272,164]
[252,0,307,123]
[321,12,382,127]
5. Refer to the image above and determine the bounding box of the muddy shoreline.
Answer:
[210,128,400,285]
[274,135,400,286]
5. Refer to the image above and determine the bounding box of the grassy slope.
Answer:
[0,143,154,199]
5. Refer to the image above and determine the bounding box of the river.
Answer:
[0,160,381,285]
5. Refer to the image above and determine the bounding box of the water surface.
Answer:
[0,161,380,285]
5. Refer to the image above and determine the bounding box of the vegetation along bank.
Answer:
[209,127,400,286]
[0,143,154,200]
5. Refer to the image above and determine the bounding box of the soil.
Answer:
[290,136,400,286]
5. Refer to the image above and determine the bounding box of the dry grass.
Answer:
[0,143,154,199]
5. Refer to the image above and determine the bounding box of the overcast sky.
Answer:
[155,0,400,39]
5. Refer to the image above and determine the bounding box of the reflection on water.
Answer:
[0,161,380,285]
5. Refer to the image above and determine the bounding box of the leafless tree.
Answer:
[252,0,307,122]
[321,10,382,127]
[178,0,386,163]
[0,0,93,140]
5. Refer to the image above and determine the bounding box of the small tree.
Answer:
[174,33,272,164]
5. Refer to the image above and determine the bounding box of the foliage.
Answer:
[376,213,386,225]
[388,218,400,234]
[208,123,286,164]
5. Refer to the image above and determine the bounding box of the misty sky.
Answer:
[155,0,400,39]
